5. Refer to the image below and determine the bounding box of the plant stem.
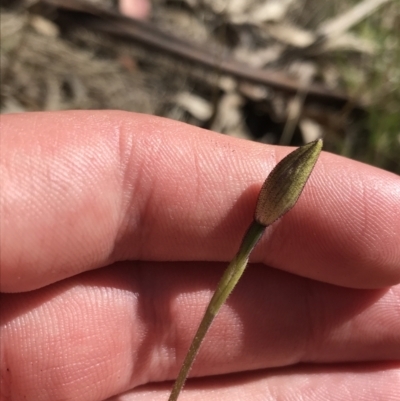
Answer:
[168,220,266,401]
[168,139,323,400]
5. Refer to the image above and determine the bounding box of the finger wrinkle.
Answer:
[131,262,178,384]
[108,119,143,261]
[115,124,164,261]
[300,279,324,363]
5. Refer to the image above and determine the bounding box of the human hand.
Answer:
[1,110,399,400]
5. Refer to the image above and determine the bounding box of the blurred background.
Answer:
[1,0,399,173]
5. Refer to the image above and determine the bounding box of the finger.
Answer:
[1,262,399,399]
[110,363,400,401]
[119,0,151,19]
[1,111,399,292]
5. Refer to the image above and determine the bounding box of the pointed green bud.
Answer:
[255,139,322,226]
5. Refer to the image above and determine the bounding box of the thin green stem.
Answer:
[167,139,322,401]
[168,220,266,401]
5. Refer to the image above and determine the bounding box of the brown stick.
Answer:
[38,0,354,108]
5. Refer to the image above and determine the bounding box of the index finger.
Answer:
[1,110,399,292]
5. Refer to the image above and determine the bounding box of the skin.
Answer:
[1,110,400,401]
[119,0,151,19]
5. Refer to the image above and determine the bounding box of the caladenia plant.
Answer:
[168,140,323,401]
